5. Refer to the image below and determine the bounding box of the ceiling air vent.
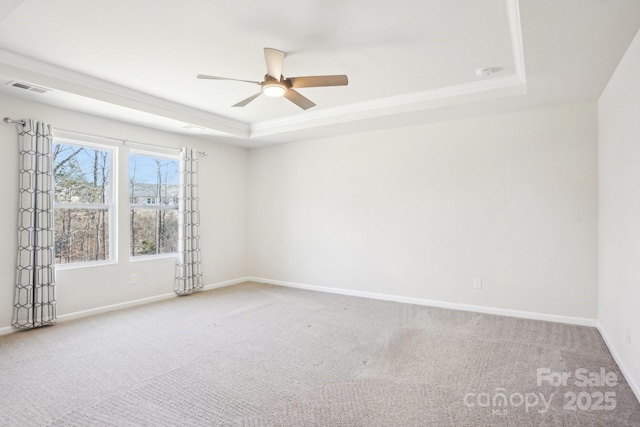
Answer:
[6,80,52,94]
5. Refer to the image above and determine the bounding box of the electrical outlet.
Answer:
[627,327,631,344]
[288,261,294,270]
[130,274,137,285]
[473,277,482,289]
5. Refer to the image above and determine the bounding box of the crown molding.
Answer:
[0,0,526,142]
[250,74,526,138]
[0,48,250,137]
[507,0,526,83]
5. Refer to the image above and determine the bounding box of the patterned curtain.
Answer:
[175,147,203,295]
[13,120,57,329]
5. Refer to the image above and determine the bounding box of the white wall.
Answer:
[598,29,640,396]
[0,93,248,329]
[248,103,598,319]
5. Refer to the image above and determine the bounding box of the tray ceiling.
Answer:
[0,0,639,146]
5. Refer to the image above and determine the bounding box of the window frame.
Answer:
[53,137,117,270]
[128,149,180,260]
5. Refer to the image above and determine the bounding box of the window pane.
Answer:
[53,143,111,204]
[130,208,179,256]
[129,155,179,207]
[55,208,110,264]
[129,153,180,257]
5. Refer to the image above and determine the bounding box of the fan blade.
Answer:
[264,48,285,81]
[289,75,348,88]
[197,74,261,85]
[283,89,316,110]
[232,92,262,107]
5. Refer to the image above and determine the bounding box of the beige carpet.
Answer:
[0,281,638,426]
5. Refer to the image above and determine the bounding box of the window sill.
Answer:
[130,253,178,263]
[55,259,117,271]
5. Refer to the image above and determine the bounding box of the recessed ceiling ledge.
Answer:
[0,48,250,138]
[249,74,527,139]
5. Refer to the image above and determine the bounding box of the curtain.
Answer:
[13,120,57,329]
[175,147,203,295]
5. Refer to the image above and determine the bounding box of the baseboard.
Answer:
[248,276,597,327]
[56,292,176,323]
[58,277,249,322]
[0,276,249,336]
[203,277,248,291]
[597,321,640,404]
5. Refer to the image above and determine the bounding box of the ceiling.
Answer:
[0,0,639,147]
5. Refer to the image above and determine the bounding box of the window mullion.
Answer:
[55,203,111,210]
[130,204,178,210]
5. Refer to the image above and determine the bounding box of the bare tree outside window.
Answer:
[129,153,179,257]
[53,141,113,264]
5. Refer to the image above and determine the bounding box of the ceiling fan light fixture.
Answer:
[262,83,286,97]
[198,47,348,109]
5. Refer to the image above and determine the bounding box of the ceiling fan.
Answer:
[197,48,348,110]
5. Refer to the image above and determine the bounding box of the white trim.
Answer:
[506,0,527,83]
[129,147,180,160]
[0,48,250,138]
[56,292,177,323]
[247,276,597,327]
[0,277,249,336]
[55,259,118,271]
[54,203,111,210]
[129,252,178,262]
[249,75,526,138]
[202,277,249,291]
[597,321,640,404]
[129,204,179,210]
[0,0,526,143]
[54,129,124,147]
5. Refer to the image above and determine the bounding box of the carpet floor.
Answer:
[0,281,638,426]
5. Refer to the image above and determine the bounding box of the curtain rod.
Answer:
[3,117,25,125]
[3,117,208,156]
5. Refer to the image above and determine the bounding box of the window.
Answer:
[129,152,179,257]
[53,140,114,265]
